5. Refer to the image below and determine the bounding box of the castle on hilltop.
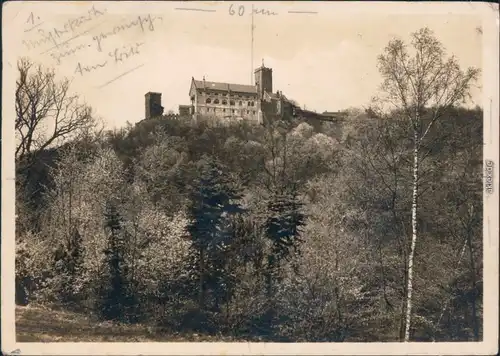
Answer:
[144,63,347,125]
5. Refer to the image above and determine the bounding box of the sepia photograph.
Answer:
[1,1,498,355]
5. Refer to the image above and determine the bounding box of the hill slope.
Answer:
[15,305,241,342]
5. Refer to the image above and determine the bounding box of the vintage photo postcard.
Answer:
[2,1,499,355]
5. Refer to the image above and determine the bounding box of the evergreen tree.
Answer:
[263,186,306,331]
[99,202,136,321]
[186,157,244,312]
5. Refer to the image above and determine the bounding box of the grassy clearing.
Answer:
[15,305,239,342]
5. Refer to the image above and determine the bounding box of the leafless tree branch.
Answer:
[15,58,97,163]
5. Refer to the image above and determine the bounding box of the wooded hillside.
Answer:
[15,28,483,342]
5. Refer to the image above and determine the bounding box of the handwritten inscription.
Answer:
[74,61,108,76]
[92,14,162,52]
[109,43,144,64]
[228,4,278,16]
[253,8,278,16]
[74,42,144,76]
[25,12,43,32]
[26,12,39,25]
[229,4,245,16]
[22,5,106,50]
[50,42,89,65]
[22,5,164,87]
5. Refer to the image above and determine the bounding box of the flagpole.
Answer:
[251,4,254,85]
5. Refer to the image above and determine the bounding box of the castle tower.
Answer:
[145,92,164,119]
[254,62,272,99]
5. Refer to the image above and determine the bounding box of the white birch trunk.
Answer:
[433,237,468,338]
[404,128,419,342]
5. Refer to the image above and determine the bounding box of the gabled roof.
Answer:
[192,79,258,95]
[322,111,348,118]
[323,111,341,115]
[264,91,295,104]
[264,92,278,100]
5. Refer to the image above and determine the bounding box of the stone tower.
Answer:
[254,64,272,99]
[145,92,164,119]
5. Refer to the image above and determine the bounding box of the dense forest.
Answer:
[14,28,483,342]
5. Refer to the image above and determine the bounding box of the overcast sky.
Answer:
[4,1,485,128]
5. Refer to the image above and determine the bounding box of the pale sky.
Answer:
[4,1,486,129]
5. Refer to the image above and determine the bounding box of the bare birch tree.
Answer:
[15,58,97,162]
[376,27,480,341]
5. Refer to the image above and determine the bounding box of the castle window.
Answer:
[223,108,226,112]
[222,100,227,105]
[206,98,211,104]
[253,110,256,114]
[230,100,235,106]
[239,101,242,106]
[232,109,235,113]
[246,110,249,114]
[214,99,220,104]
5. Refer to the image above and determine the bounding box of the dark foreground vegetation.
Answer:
[15,28,482,342]
[16,305,247,342]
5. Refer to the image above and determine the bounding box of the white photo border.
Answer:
[2,1,498,355]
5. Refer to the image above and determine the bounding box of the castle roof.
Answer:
[322,111,348,118]
[264,92,279,100]
[192,79,258,95]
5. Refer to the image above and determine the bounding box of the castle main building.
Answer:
[146,64,295,124]
[187,63,294,123]
[144,63,347,126]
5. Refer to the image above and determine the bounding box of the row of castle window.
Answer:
[202,107,256,114]
[205,98,255,106]
[203,92,253,99]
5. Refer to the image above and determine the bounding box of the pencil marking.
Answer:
[40,22,103,55]
[24,22,44,32]
[174,8,216,12]
[98,63,145,88]
[288,11,318,14]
